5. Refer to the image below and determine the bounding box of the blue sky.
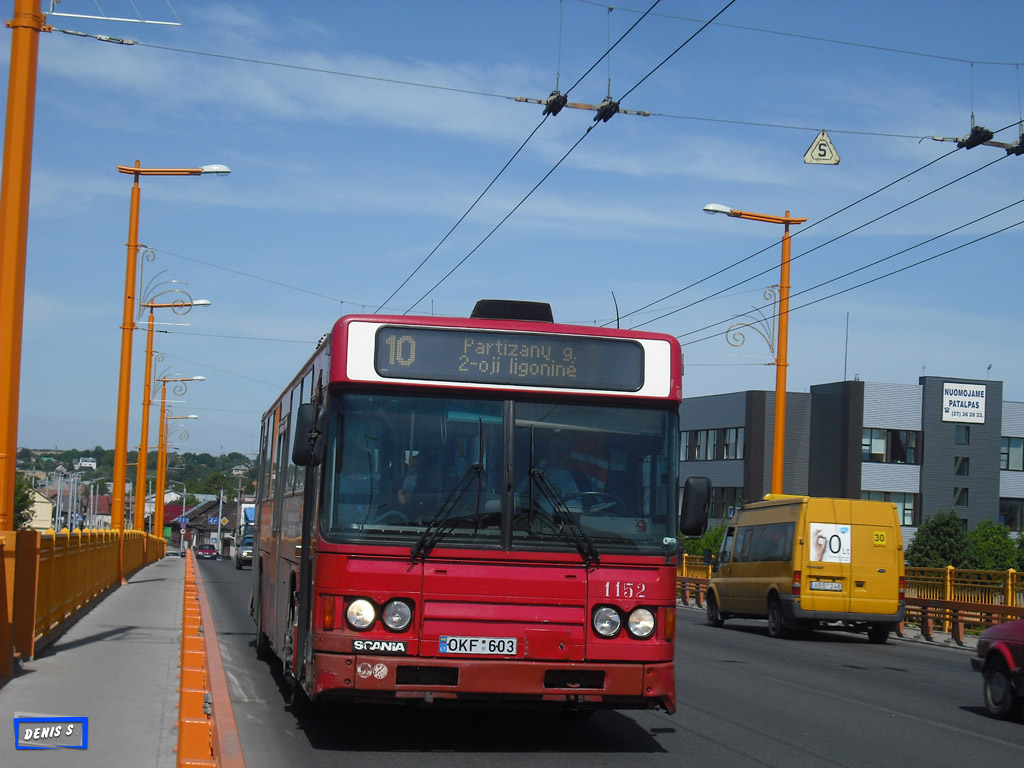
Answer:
[7,0,1024,458]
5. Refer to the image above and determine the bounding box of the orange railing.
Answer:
[1,527,166,672]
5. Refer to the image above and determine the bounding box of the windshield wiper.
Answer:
[529,468,600,566]
[410,463,483,561]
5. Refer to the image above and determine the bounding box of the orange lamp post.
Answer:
[134,288,210,531]
[703,204,807,495]
[0,0,47,533]
[153,375,202,541]
[110,162,227,580]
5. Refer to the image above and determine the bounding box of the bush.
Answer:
[905,509,970,568]
[680,519,728,558]
[966,520,1018,570]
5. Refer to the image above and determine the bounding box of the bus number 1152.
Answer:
[604,581,646,599]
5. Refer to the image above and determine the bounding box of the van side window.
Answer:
[753,522,794,562]
[718,526,735,565]
[734,527,754,562]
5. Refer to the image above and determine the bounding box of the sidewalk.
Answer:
[0,554,186,767]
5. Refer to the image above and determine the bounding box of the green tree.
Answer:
[14,473,34,530]
[965,520,1018,570]
[904,509,971,567]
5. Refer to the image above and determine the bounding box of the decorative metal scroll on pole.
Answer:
[725,287,779,362]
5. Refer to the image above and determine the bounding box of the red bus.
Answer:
[251,300,708,714]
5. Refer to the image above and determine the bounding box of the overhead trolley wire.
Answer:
[53,24,948,144]
[629,148,1009,330]
[577,0,1024,67]
[377,0,666,314]
[617,120,1023,329]
[678,208,1024,349]
[403,0,737,312]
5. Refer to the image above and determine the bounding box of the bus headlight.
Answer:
[382,599,412,632]
[627,608,656,639]
[346,598,376,630]
[593,606,622,637]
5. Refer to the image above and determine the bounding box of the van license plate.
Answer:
[439,636,517,655]
[809,581,843,592]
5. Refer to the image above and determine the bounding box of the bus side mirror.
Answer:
[679,476,711,537]
[702,548,716,566]
[293,402,327,467]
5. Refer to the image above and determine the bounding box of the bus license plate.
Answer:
[809,581,843,591]
[439,636,517,655]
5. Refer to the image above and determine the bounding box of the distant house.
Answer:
[23,487,55,532]
[231,464,249,477]
[73,457,97,471]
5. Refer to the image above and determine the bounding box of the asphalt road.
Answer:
[198,558,1024,768]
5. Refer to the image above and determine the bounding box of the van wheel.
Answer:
[766,597,789,638]
[867,624,890,644]
[706,593,725,628]
[984,656,1024,720]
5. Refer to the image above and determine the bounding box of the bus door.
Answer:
[272,413,291,652]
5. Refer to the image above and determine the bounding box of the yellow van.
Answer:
[705,496,905,643]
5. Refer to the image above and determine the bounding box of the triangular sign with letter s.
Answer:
[804,130,840,165]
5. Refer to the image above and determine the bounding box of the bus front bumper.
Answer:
[310,652,676,713]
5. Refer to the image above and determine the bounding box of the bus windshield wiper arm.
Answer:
[530,469,600,566]
[410,463,483,561]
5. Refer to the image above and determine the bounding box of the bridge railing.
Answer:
[1,527,166,676]
[676,557,1024,642]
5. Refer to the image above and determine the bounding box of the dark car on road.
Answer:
[195,544,217,560]
[971,619,1024,719]
[235,535,253,569]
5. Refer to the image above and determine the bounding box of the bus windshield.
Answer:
[320,392,679,557]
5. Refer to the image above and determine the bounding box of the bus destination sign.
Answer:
[374,326,644,391]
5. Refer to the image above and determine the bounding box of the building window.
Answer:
[694,429,717,461]
[953,487,969,508]
[889,492,916,526]
[1001,437,1024,471]
[862,490,917,526]
[680,431,690,461]
[723,427,744,460]
[999,498,1023,532]
[954,457,970,476]
[719,487,742,519]
[862,428,918,464]
[954,424,970,445]
[888,430,917,464]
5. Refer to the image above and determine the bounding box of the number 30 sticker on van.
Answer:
[810,523,851,563]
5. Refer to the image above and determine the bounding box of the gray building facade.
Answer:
[681,376,1024,532]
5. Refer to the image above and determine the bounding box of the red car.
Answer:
[195,544,217,560]
[972,619,1024,719]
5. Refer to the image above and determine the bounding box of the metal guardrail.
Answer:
[676,556,1024,643]
[0,527,165,676]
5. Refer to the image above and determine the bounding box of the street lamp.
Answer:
[110,161,228,582]
[703,203,807,495]
[153,374,202,542]
[134,273,210,531]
